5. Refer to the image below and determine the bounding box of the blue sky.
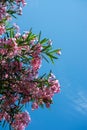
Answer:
[21,1,87,130]
[17,0,87,130]
[1,0,87,130]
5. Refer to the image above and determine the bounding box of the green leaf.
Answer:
[7,10,16,15]
[40,38,48,44]
[11,14,17,18]
[46,53,58,59]
[41,54,49,63]
[6,27,13,31]
[9,28,14,38]
[17,105,24,112]
[42,45,51,52]
[2,120,6,128]
[14,56,20,62]
[39,73,46,79]
[26,29,32,41]
[45,53,58,63]
[38,31,41,42]
[49,49,61,54]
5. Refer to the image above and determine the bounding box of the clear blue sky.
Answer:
[1,0,87,130]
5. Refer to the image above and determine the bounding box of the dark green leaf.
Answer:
[40,38,48,44]
[42,45,51,52]
[38,31,41,42]
[41,54,49,63]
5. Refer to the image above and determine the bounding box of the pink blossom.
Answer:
[13,23,20,32]
[0,4,6,20]
[16,0,27,6]
[0,25,6,35]
[12,111,31,130]
[46,102,50,108]
[15,32,21,38]
[32,102,38,110]
[57,49,61,55]
[31,43,43,57]
[5,74,8,78]
[0,113,3,121]
[31,56,42,71]
[4,112,11,122]
[0,1,60,129]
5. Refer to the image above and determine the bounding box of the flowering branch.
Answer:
[0,0,61,130]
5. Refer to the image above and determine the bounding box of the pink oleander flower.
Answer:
[13,23,20,32]
[15,32,21,38]
[0,25,6,35]
[0,4,6,20]
[0,0,61,130]
[46,102,50,108]
[31,43,43,57]
[31,56,42,71]
[57,49,62,55]
[21,0,27,6]
[16,0,27,6]
[32,102,38,110]
[0,113,3,121]
[12,111,31,130]
[50,80,60,93]
[4,112,11,122]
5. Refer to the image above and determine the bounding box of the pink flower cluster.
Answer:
[16,0,27,6]
[0,110,31,130]
[0,3,6,21]
[0,0,61,130]
[0,24,6,35]
[0,30,60,129]
[0,0,26,21]
[31,78,60,110]
[12,111,31,130]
